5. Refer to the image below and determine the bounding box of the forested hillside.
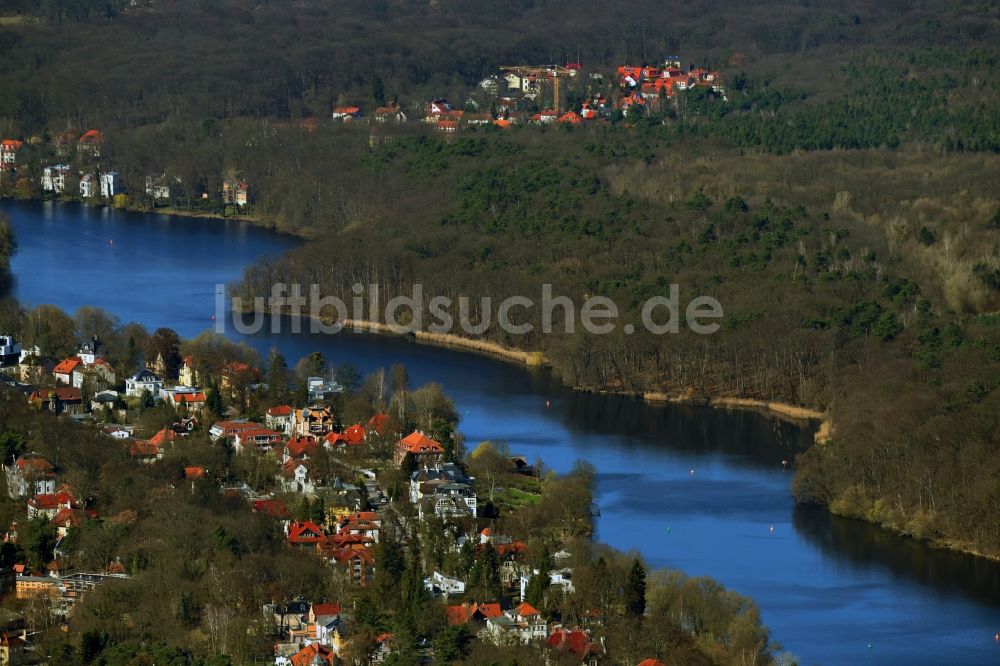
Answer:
[0,0,999,559]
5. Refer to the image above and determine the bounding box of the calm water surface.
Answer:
[5,200,1000,665]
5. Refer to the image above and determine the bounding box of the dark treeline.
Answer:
[0,0,998,132]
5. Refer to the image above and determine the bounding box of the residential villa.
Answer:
[394,431,445,466]
[125,368,163,399]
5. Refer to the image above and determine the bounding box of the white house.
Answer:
[425,571,466,597]
[0,139,22,164]
[265,405,294,434]
[0,335,21,368]
[79,173,96,198]
[125,368,163,399]
[145,174,171,200]
[100,171,122,198]
[485,602,548,645]
[42,165,72,193]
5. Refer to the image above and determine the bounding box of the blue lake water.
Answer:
[5,199,1000,665]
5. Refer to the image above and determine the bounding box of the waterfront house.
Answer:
[79,173,96,198]
[41,165,72,194]
[100,171,122,198]
[222,178,249,207]
[125,368,163,399]
[145,174,171,201]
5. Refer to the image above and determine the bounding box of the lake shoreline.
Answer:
[299,314,1000,562]
[0,194,316,240]
[311,315,832,430]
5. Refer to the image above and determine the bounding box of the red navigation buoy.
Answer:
[995,632,999,641]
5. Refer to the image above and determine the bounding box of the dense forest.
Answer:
[0,0,998,571]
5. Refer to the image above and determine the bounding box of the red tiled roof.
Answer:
[288,521,325,544]
[398,432,444,455]
[149,429,179,446]
[446,602,503,625]
[184,466,206,479]
[334,106,361,114]
[636,660,667,666]
[267,405,292,417]
[367,413,390,434]
[548,627,599,658]
[173,392,206,403]
[311,602,342,617]
[28,492,78,511]
[16,456,53,474]
[0,139,23,150]
[129,440,160,458]
[78,129,103,144]
[53,357,81,375]
[291,643,336,666]
[252,498,290,518]
[513,602,540,617]
[28,386,81,403]
[286,436,320,458]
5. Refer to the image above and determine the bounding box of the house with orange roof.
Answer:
[326,545,376,586]
[167,389,207,411]
[0,139,23,165]
[27,387,83,415]
[636,660,667,666]
[394,431,444,466]
[557,111,583,124]
[252,497,290,519]
[332,105,362,121]
[485,601,549,644]
[325,423,366,450]
[288,520,326,547]
[209,420,263,441]
[183,466,206,480]
[336,511,381,543]
[129,439,163,464]
[5,455,56,498]
[222,178,249,207]
[547,626,606,663]
[529,109,559,124]
[27,491,79,520]
[284,436,321,461]
[266,405,294,433]
[446,602,503,626]
[293,406,335,437]
[231,427,283,455]
[373,104,407,123]
[288,642,336,666]
[77,129,103,157]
